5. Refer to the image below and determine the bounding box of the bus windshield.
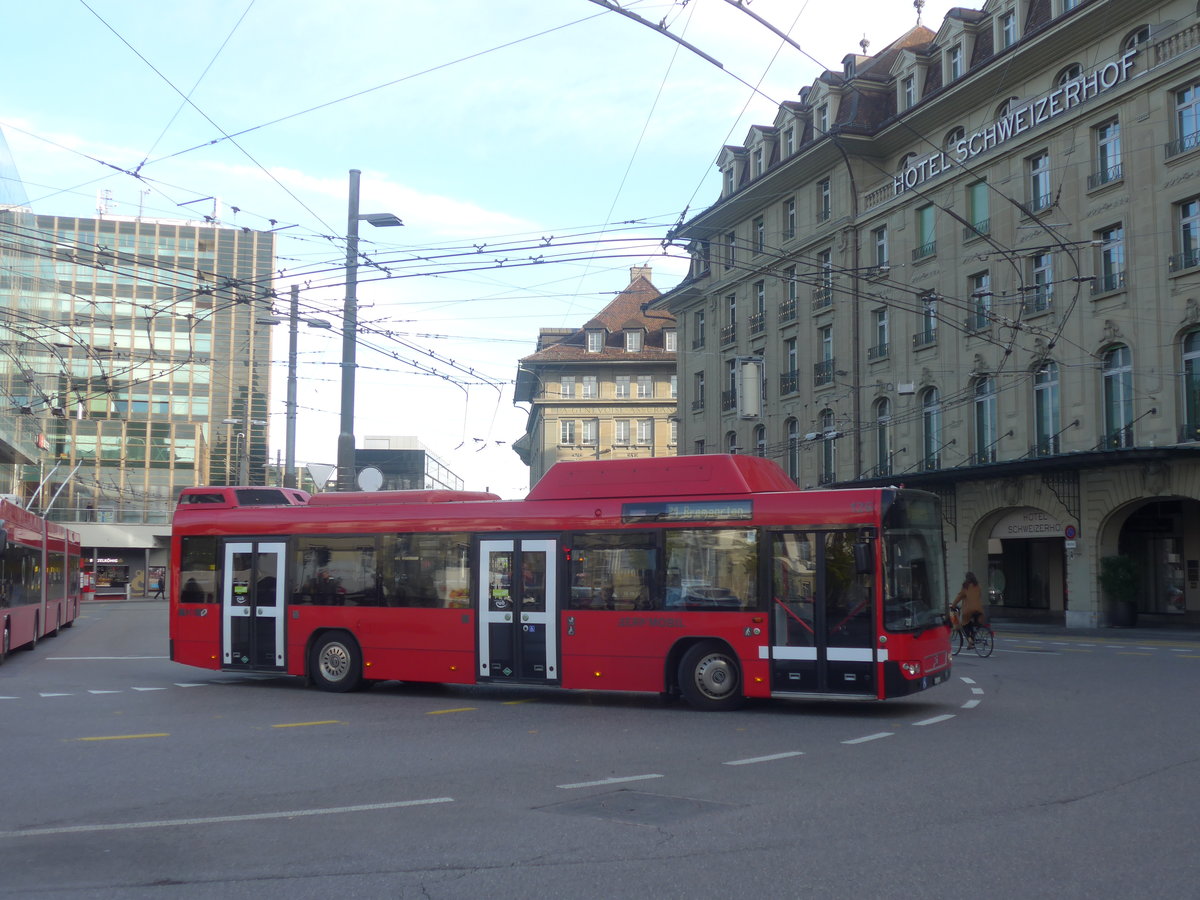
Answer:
[881,492,947,633]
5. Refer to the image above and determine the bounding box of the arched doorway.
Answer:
[985,507,1067,621]
[1105,498,1198,622]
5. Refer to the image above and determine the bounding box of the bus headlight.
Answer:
[900,661,922,677]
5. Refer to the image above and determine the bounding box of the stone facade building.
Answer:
[654,0,1200,627]
[515,268,677,487]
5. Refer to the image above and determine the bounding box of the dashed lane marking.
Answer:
[842,732,893,744]
[427,707,477,715]
[76,733,169,742]
[272,720,342,729]
[557,774,663,789]
[724,751,804,766]
[0,797,455,839]
[962,699,981,709]
[913,714,956,726]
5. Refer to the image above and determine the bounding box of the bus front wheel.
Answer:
[678,642,744,711]
[310,631,363,693]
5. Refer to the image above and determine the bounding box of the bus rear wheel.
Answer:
[678,642,744,711]
[310,631,363,693]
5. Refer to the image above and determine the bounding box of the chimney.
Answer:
[629,266,652,283]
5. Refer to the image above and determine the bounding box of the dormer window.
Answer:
[998,9,1018,49]
[724,167,734,195]
[664,329,677,352]
[901,74,917,110]
[624,330,644,352]
[586,330,604,353]
[947,44,963,81]
[752,147,764,177]
[783,126,795,157]
[816,103,829,134]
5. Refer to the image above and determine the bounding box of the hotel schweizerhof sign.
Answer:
[893,48,1138,197]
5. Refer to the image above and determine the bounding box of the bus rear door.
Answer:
[221,541,286,671]
[477,537,558,684]
[769,531,877,697]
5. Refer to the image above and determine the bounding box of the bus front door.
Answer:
[477,538,558,684]
[221,541,286,671]
[770,531,876,696]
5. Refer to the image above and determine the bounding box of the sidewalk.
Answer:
[992,618,1200,643]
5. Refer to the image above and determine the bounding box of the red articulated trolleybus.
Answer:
[169,455,951,710]
[0,497,81,662]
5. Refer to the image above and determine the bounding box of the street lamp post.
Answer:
[337,168,403,492]
[222,417,267,484]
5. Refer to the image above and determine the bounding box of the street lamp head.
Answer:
[358,213,404,228]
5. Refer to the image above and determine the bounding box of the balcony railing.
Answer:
[962,219,990,241]
[721,389,737,412]
[720,323,736,345]
[749,312,765,335]
[1092,270,1126,294]
[812,287,832,311]
[1028,193,1054,212]
[912,328,937,349]
[917,455,941,472]
[1165,130,1200,159]
[1097,425,1133,450]
[814,359,834,387]
[912,241,936,262]
[1180,422,1200,443]
[779,370,799,395]
[1030,435,1060,457]
[1169,250,1200,273]
[966,310,990,332]
[1087,163,1123,189]
[778,298,797,323]
[817,471,835,486]
[1022,290,1053,315]
[971,447,997,465]
[691,397,705,412]
[871,461,892,478]
[867,342,888,361]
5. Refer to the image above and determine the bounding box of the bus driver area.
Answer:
[170,455,952,710]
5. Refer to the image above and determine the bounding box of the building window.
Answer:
[560,375,575,399]
[967,180,989,236]
[586,330,604,353]
[973,376,998,464]
[1102,345,1134,448]
[1055,63,1082,88]
[1091,119,1122,188]
[1175,198,1200,272]
[947,44,963,81]
[969,271,991,331]
[783,126,795,157]
[752,147,764,177]
[752,424,765,456]
[874,398,891,476]
[724,167,734,195]
[870,308,888,360]
[694,439,706,455]
[814,324,833,387]
[615,375,630,399]
[724,359,738,412]
[1123,25,1151,63]
[581,419,598,446]
[753,216,765,254]
[817,178,831,221]
[615,420,631,445]
[582,375,598,399]
[1034,362,1061,455]
[664,329,677,352]
[722,293,737,344]
[944,126,965,154]
[871,225,888,268]
[1172,79,1200,158]
[693,372,705,411]
[782,337,798,395]
[783,197,796,239]
[560,420,576,444]
[996,96,1018,118]
[818,408,836,484]
[921,387,942,470]
[725,231,736,269]
[813,248,833,309]
[669,374,677,399]
[914,204,936,260]
[692,310,705,349]
[670,419,678,445]
[902,75,916,110]
[725,431,738,454]
[1026,252,1054,313]
[637,419,653,445]
[999,10,1017,49]
[1095,224,1125,294]
[914,294,938,348]
[816,103,829,134]
[1182,332,1200,442]
[625,330,643,352]
[1028,151,1052,210]
[636,375,652,399]
[785,418,799,482]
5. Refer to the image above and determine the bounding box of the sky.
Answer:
[1,0,971,498]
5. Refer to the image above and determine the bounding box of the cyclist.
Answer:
[952,571,985,647]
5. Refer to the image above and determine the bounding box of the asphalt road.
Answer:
[1,602,1197,898]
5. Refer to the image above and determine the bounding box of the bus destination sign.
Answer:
[622,499,753,523]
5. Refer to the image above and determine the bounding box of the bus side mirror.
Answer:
[853,541,873,575]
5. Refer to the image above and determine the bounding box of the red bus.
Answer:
[0,498,81,663]
[169,455,951,710]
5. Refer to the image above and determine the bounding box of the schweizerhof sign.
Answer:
[893,48,1138,197]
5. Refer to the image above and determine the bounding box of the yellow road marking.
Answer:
[427,707,477,715]
[77,733,169,742]
[1116,651,1152,656]
[502,699,536,705]
[272,720,342,729]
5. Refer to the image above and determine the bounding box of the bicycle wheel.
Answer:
[952,629,964,656]
[973,625,994,657]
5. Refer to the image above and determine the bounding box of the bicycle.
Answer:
[952,617,994,657]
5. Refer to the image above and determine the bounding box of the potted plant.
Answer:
[1100,554,1140,627]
